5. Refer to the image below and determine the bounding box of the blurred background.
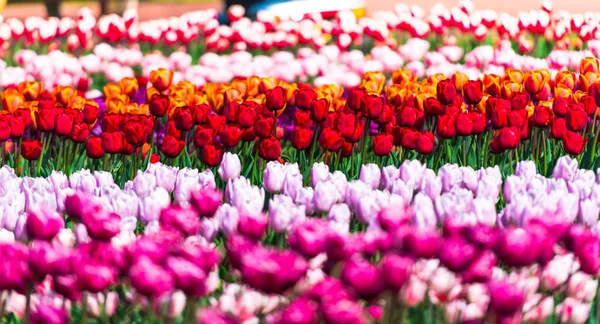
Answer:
[2,0,600,20]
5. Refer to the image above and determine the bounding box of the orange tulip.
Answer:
[146,87,160,101]
[385,84,406,107]
[555,71,576,90]
[246,76,261,97]
[524,70,550,95]
[391,69,417,85]
[426,74,446,87]
[103,83,122,100]
[53,86,77,107]
[504,68,524,84]
[482,74,501,96]
[259,77,278,94]
[230,79,248,98]
[452,72,469,92]
[500,81,522,99]
[1,89,25,113]
[119,77,139,97]
[17,81,42,101]
[149,68,174,92]
[580,57,599,74]
[578,72,599,92]
[554,84,573,99]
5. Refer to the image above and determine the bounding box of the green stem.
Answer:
[23,286,32,324]
[81,292,88,324]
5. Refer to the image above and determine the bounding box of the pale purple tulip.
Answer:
[174,169,201,206]
[327,203,351,225]
[49,171,69,191]
[282,172,303,201]
[313,181,337,213]
[138,187,171,224]
[579,199,600,227]
[146,163,178,192]
[553,156,578,181]
[412,193,437,228]
[218,152,241,181]
[439,164,462,192]
[310,162,329,188]
[94,171,115,188]
[391,178,414,204]
[420,174,442,201]
[327,171,348,203]
[356,194,378,224]
[263,161,286,193]
[381,165,400,191]
[472,198,497,227]
[111,190,139,219]
[132,170,157,199]
[515,161,537,179]
[294,187,315,215]
[227,178,264,216]
[69,169,97,195]
[268,195,305,233]
[476,176,501,201]
[359,164,381,190]
[461,167,478,192]
[503,176,526,204]
[216,204,240,236]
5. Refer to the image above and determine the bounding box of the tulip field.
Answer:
[4,1,600,323]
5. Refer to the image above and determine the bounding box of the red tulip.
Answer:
[319,128,344,152]
[510,92,529,110]
[581,95,597,116]
[291,128,313,150]
[310,98,329,123]
[194,126,214,149]
[0,120,9,142]
[396,105,423,128]
[566,106,588,132]
[424,97,444,116]
[238,102,258,128]
[363,94,384,120]
[376,104,394,125]
[436,79,457,105]
[71,123,89,143]
[266,86,286,111]
[207,115,226,134]
[591,83,600,107]
[507,110,527,129]
[471,112,487,135]
[9,116,25,138]
[220,125,243,148]
[21,139,42,160]
[416,132,435,154]
[174,106,194,131]
[491,106,509,129]
[563,131,587,155]
[294,110,313,129]
[463,80,484,104]
[120,137,134,155]
[161,135,185,158]
[193,104,211,125]
[150,154,160,164]
[455,113,473,136]
[86,136,104,159]
[254,116,275,139]
[36,108,58,132]
[223,101,239,124]
[101,132,123,154]
[347,88,366,112]
[400,129,419,150]
[550,118,567,140]
[437,114,456,139]
[101,113,121,133]
[241,127,257,142]
[295,88,317,110]
[258,137,282,161]
[123,119,147,146]
[82,104,99,124]
[498,127,521,150]
[553,96,569,117]
[532,105,554,128]
[372,133,393,156]
[202,143,224,167]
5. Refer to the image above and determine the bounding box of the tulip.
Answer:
[190,188,222,218]
[400,228,441,259]
[341,257,384,300]
[129,256,174,298]
[82,211,121,241]
[437,79,457,105]
[28,241,72,278]
[166,256,207,297]
[202,143,225,167]
[280,298,318,324]
[101,132,123,154]
[566,106,588,132]
[381,253,414,291]
[30,303,69,324]
[160,206,200,237]
[488,280,525,315]
[54,112,75,137]
[313,180,338,213]
[266,86,286,111]
[319,128,344,153]
[220,125,243,148]
[238,212,267,240]
[310,162,329,188]
[264,161,286,193]
[359,164,381,190]
[291,128,313,150]
[258,137,282,161]
[20,140,42,161]
[455,113,474,136]
[438,237,478,272]
[363,94,384,120]
[372,133,393,156]
[149,68,173,92]
[310,98,329,123]
[562,131,587,155]
[495,227,538,267]
[75,260,116,293]
[218,152,241,181]
[26,209,64,241]
[240,247,308,294]
[86,136,105,159]
[161,135,185,159]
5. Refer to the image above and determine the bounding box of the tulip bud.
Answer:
[26,209,64,241]
[190,188,222,218]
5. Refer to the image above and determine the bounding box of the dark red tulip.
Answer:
[295,88,317,111]
[220,125,243,148]
[424,97,444,116]
[173,106,194,131]
[532,105,554,128]
[291,128,313,150]
[36,108,58,132]
[101,113,120,133]
[21,139,43,161]
[123,119,147,146]
[416,132,435,154]
[202,143,224,167]
[101,132,123,154]
[550,118,567,140]
[553,96,569,117]
[363,94,384,120]
[294,110,313,129]
[463,80,484,104]
[86,136,104,159]
[258,137,281,161]
[437,114,456,139]
[254,116,275,139]
[347,88,366,111]
[71,122,89,143]
[455,113,473,136]
[161,135,185,158]
[266,86,286,111]
[310,98,329,123]
[372,133,393,156]
[562,131,587,155]
[82,103,99,124]
[471,112,487,134]
[436,79,457,105]
[238,102,258,127]
[566,106,588,132]
[149,93,169,117]
[318,128,344,152]
[194,126,214,149]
